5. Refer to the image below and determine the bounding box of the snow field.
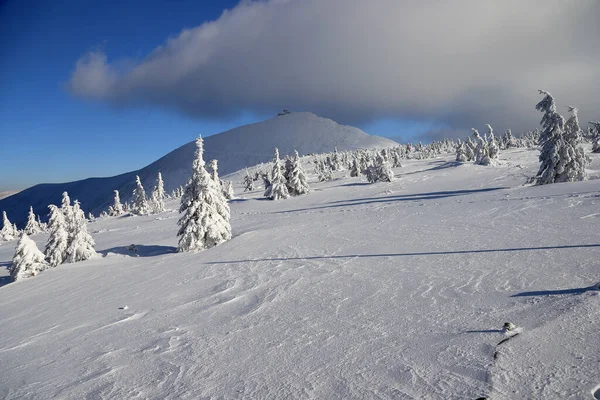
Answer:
[1,147,600,399]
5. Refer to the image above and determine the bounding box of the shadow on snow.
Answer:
[100,245,177,258]
[206,243,600,264]
[273,187,507,214]
[511,284,599,297]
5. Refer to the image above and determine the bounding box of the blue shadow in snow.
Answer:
[273,187,506,214]
[100,245,177,258]
[206,243,600,265]
[0,261,12,288]
[511,285,598,297]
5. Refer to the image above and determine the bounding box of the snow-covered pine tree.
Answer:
[177,136,231,252]
[65,200,96,262]
[223,181,235,199]
[131,175,149,215]
[486,124,500,163]
[350,157,361,177]
[87,212,95,222]
[109,190,124,216]
[10,233,48,281]
[243,169,255,191]
[150,172,166,213]
[455,139,467,162]
[37,215,47,232]
[473,129,491,166]
[0,211,18,241]
[264,148,290,200]
[590,121,600,153]
[562,106,588,181]
[24,206,42,235]
[465,137,476,161]
[287,150,310,196]
[535,90,582,185]
[44,204,69,267]
[209,159,220,183]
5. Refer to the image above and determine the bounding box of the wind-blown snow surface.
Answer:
[0,112,397,227]
[1,148,600,399]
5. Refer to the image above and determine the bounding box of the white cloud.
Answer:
[68,0,600,136]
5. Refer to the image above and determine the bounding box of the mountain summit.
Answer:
[0,112,397,225]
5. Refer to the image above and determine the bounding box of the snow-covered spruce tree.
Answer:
[10,233,48,281]
[87,212,95,222]
[243,169,255,191]
[65,200,96,263]
[109,190,124,216]
[24,206,42,235]
[177,136,231,252]
[44,204,69,267]
[131,175,149,215]
[590,121,600,153]
[535,90,585,185]
[264,148,289,200]
[209,159,220,183]
[473,129,491,166]
[315,159,333,182]
[37,215,47,232]
[562,106,588,181]
[1,211,18,241]
[464,137,476,161]
[486,124,500,163]
[151,172,166,213]
[455,139,467,162]
[286,150,310,196]
[350,157,361,177]
[223,181,235,200]
[365,155,394,183]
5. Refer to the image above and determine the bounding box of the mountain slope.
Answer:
[0,112,397,227]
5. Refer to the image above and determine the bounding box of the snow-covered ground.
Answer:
[1,147,600,399]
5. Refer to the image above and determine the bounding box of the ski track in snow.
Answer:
[1,147,600,399]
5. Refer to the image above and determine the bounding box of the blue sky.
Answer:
[2,0,596,190]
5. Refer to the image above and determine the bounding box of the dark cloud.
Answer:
[68,0,600,136]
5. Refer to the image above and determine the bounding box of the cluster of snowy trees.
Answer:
[262,148,310,200]
[9,192,96,281]
[455,124,500,166]
[534,91,588,185]
[105,172,170,218]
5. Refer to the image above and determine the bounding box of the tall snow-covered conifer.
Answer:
[45,204,69,267]
[131,176,149,215]
[264,148,289,200]
[151,172,166,213]
[65,201,96,262]
[177,136,231,252]
[10,233,48,281]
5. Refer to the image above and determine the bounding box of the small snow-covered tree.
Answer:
[24,206,42,235]
[243,169,255,191]
[10,233,48,281]
[1,211,18,241]
[455,139,467,162]
[150,172,166,213]
[65,200,96,262]
[131,176,149,215]
[350,157,361,177]
[287,150,310,196]
[464,137,476,161]
[486,124,500,163]
[562,106,588,181]
[109,190,124,216]
[264,148,289,200]
[209,159,220,183]
[365,156,394,183]
[37,215,47,232]
[45,204,69,267]
[473,129,491,166]
[223,181,235,199]
[87,212,95,222]
[177,136,231,252]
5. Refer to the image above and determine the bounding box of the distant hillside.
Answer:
[0,112,397,227]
